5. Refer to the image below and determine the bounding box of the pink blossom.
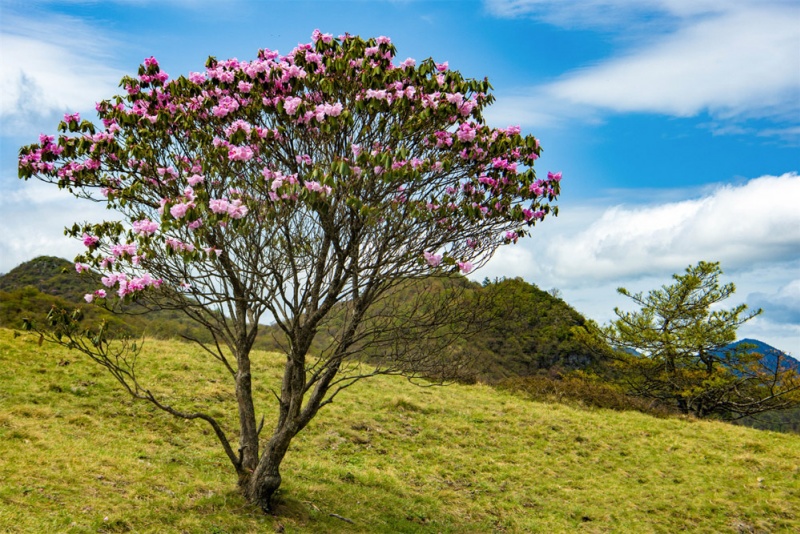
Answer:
[458,261,474,274]
[238,81,253,93]
[314,102,342,119]
[328,102,343,116]
[84,293,94,303]
[132,219,159,236]
[305,181,332,195]
[547,171,562,182]
[529,182,544,196]
[157,166,178,179]
[283,96,302,115]
[227,199,248,219]
[436,61,449,72]
[187,174,204,186]
[311,29,333,44]
[64,112,81,123]
[423,251,442,267]
[209,198,230,214]
[212,96,240,117]
[456,123,476,142]
[365,89,388,100]
[101,273,127,288]
[228,146,254,161]
[400,57,416,68]
[170,202,193,219]
[111,243,137,257]
[479,176,497,188]
[188,71,206,83]
[75,263,90,273]
[225,119,252,138]
[143,56,159,68]
[445,92,463,106]
[504,231,519,243]
[82,233,99,247]
[165,238,194,253]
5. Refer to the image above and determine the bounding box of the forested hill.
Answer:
[1,257,602,382]
[0,256,99,302]
[250,275,605,382]
[0,256,212,341]
[469,277,601,379]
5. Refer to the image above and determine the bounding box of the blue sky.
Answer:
[1,0,799,355]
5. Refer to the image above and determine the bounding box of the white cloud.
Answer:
[530,173,800,285]
[473,173,800,354]
[484,0,800,127]
[0,181,109,274]
[545,7,800,119]
[485,0,792,27]
[0,12,125,133]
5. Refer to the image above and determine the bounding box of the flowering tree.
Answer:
[18,31,562,510]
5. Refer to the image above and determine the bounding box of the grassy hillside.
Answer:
[1,329,798,533]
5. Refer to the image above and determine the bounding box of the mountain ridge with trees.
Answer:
[1,256,602,381]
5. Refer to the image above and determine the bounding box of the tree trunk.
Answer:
[235,349,259,473]
[245,428,295,512]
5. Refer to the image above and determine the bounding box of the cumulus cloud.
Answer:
[526,173,800,285]
[0,12,125,134]
[748,279,800,325]
[484,0,800,127]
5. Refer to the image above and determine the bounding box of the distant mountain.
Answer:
[719,338,799,371]
[619,338,797,371]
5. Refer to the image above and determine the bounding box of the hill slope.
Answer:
[1,329,798,533]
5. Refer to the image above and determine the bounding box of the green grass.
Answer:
[0,328,798,533]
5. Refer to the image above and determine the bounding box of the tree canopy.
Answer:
[601,261,799,419]
[18,31,562,510]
